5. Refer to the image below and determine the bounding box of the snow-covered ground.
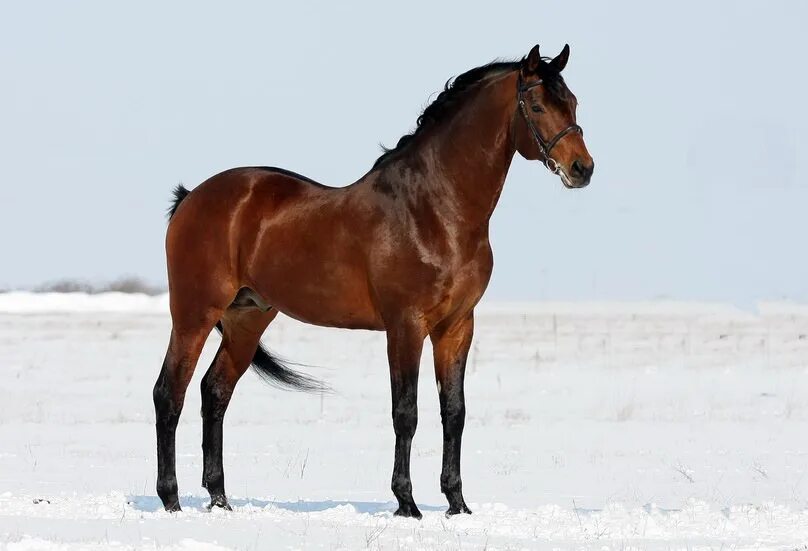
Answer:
[2,293,808,549]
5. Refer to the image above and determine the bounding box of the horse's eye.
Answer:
[531,105,544,113]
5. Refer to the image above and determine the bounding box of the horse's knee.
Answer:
[440,401,465,430]
[392,401,418,437]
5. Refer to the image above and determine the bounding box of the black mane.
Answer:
[372,56,566,168]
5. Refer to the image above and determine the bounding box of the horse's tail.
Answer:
[213,324,330,394]
[167,184,190,220]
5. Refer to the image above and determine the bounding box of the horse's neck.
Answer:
[425,71,518,227]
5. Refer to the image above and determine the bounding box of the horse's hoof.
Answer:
[164,501,182,513]
[394,503,423,519]
[445,503,472,517]
[207,496,232,511]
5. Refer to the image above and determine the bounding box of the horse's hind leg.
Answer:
[153,310,221,512]
[201,307,277,510]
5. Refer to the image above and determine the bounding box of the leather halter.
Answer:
[517,73,583,174]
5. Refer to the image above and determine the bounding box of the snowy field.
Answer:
[2,293,808,550]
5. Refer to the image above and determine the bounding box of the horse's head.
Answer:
[514,44,593,189]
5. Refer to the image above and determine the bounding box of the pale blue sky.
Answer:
[1,1,806,304]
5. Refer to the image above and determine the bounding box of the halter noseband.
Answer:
[516,73,583,174]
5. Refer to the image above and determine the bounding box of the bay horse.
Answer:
[154,44,593,518]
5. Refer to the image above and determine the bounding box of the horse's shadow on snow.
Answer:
[126,495,444,515]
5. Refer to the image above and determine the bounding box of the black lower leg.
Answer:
[154,366,182,512]
[391,374,421,519]
[432,315,474,517]
[386,319,425,519]
[200,358,234,510]
[439,375,471,516]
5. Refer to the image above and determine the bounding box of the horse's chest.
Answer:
[428,241,493,306]
[372,221,493,316]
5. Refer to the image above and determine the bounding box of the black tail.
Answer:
[167,184,190,220]
[215,323,330,393]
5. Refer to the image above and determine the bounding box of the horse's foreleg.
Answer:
[153,323,213,512]
[431,312,474,516]
[200,308,276,510]
[386,316,427,519]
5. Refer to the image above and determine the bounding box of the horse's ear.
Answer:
[550,44,570,72]
[524,44,542,74]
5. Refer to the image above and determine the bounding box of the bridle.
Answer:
[516,73,583,175]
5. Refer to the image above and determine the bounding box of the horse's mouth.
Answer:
[559,168,590,189]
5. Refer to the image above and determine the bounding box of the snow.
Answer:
[0,292,168,313]
[2,294,808,549]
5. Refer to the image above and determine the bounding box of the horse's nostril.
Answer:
[570,159,593,180]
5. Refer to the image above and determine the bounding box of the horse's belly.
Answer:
[272,289,383,330]
[246,255,383,331]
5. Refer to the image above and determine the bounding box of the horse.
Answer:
[153,43,594,518]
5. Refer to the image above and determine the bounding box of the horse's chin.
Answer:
[558,168,589,189]
[558,169,576,189]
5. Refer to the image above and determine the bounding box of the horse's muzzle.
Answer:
[564,158,594,188]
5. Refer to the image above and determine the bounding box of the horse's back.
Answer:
[169,165,342,235]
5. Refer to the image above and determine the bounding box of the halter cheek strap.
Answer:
[516,74,583,174]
